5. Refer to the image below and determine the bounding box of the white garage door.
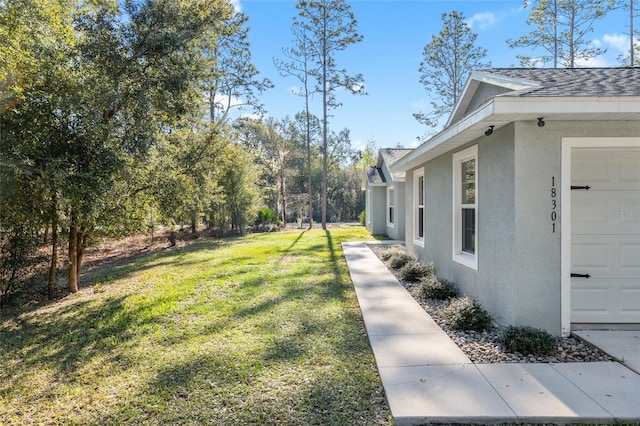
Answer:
[571,148,640,323]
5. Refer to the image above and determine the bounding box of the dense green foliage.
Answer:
[443,297,493,331]
[418,277,458,300]
[500,325,556,356]
[398,260,435,283]
[386,252,416,270]
[0,228,391,424]
[0,0,367,302]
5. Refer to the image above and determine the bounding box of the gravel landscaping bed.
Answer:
[367,243,614,364]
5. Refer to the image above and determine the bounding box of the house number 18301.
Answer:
[551,176,557,233]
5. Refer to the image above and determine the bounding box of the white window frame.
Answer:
[414,168,425,247]
[386,187,395,227]
[452,145,478,270]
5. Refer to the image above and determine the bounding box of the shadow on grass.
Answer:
[1,228,390,425]
[85,238,230,285]
[283,229,308,252]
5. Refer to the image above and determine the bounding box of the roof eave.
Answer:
[446,70,541,127]
[391,95,640,173]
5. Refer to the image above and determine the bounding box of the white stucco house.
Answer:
[367,68,640,336]
[365,148,412,239]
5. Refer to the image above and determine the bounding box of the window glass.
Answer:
[417,175,424,238]
[462,208,475,253]
[462,159,475,204]
[452,145,478,270]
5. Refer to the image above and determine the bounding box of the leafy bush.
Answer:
[254,208,280,228]
[399,260,435,282]
[500,326,556,356]
[418,277,457,300]
[379,247,404,262]
[387,252,416,270]
[443,297,492,331]
[358,210,366,226]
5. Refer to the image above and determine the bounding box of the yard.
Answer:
[0,227,391,425]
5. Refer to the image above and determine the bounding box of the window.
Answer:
[387,188,395,227]
[414,169,425,247]
[453,146,478,269]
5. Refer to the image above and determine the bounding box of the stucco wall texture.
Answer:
[405,120,640,335]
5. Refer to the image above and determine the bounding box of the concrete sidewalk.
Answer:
[342,241,640,425]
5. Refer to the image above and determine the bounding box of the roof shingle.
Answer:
[379,148,413,167]
[365,166,385,184]
[477,67,640,97]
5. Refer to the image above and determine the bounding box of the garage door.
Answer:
[571,148,640,323]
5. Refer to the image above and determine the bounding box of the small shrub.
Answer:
[358,210,366,226]
[379,247,405,262]
[387,252,416,270]
[443,297,492,331]
[254,208,280,228]
[399,261,435,282]
[418,277,457,300]
[500,326,555,356]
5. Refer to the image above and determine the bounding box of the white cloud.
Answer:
[411,100,427,110]
[574,55,612,67]
[603,33,632,55]
[230,0,241,13]
[241,112,265,120]
[351,83,365,93]
[466,12,497,30]
[351,139,366,151]
[577,33,638,67]
[213,94,243,109]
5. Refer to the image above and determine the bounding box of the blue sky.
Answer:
[233,0,632,151]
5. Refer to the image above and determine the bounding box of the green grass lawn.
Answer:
[0,227,392,425]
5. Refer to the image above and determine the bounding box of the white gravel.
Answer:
[367,244,614,364]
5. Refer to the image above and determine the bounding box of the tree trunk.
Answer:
[305,109,313,230]
[280,170,287,228]
[321,39,328,231]
[191,214,197,234]
[68,214,79,293]
[631,0,635,66]
[48,193,58,300]
[76,229,91,281]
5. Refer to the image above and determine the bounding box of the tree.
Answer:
[150,121,226,239]
[619,0,639,66]
[1,0,100,298]
[507,0,618,68]
[234,118,297,226]
[294,0,365,230]
[415,11,490,130]
[323,128,359,222]
[1,0,233,293]
[288,111,323,225]
[204,11,273,125]
[275,25,319,229]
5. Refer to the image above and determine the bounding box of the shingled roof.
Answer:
[393,67,640,173]
[477,67,640,97]
[365,166,385,185]
[379,148,413,167]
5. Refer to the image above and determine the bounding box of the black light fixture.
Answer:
[538,117,545,127]
[484,125,494,136]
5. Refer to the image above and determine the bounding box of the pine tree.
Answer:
[415,11,490,130]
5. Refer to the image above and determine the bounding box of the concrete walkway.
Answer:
[342,241,640,425]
